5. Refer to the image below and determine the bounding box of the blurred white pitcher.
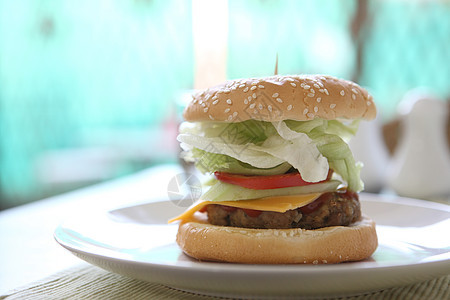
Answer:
[349,114,389,193]
[387,90,450,200]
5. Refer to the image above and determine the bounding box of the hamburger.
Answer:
[169,74,378,264]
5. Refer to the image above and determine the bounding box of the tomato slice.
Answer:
[214,170,332,190]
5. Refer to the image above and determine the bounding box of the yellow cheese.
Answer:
[168,193,321,223]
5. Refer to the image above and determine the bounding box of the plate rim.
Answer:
[54,193,450,274]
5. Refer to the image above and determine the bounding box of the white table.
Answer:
[0,164,183,294]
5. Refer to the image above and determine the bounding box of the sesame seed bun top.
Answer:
[183,74,376,122]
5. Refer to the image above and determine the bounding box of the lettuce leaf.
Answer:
[191,148,292,175]
[202,179,341,202]
[269,121,329,182]
[178,133,286,168]
[178,118,363,192]
[178,121,329,182]
[307,129,363,192]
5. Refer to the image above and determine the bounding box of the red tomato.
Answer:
[214,170,332,190]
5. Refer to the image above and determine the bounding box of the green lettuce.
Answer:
[191,148,292,175]
[202,180,341,202]
[178,121,328,182]
[306,129,363,192]
[178,118,363,192]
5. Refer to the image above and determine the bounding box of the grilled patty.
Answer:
[205,191,361,229]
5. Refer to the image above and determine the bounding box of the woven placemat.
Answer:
[1,265,448,300]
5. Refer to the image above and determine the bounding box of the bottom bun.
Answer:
[176,214,378,264]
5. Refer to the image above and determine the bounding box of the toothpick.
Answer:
[274,53,278,75]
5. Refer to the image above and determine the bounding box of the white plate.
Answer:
[54,193,450,298]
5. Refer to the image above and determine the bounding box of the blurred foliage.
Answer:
[0,0,193,208]
[227,0,449,117]
[362,0,450,115]
[228,0,357,79]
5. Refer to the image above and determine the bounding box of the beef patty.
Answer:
[205,191,361,229]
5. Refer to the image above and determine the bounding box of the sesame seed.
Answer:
[258,85,265,89]
[324,89,329,95]
[239,84,245,88]
[248,96,252,101]
[204,107,208,113]
[367,101,371,106]
[340,90,345,96]
[258,104,263,110]
[300,83,305,87]
[310,89,315,93]
[287,104,293,111]
[228,115,233,121]
[314,83,320,89]
[224,108,231,113]
[226,99,232,105]
[243,87,249,92]
[212,95,218,100]
[204,94,211,100]
[272,93,279,98]
[209,115,214,120]
[352,94,356,100]
[316,97,322,103]
[307,112,314,118]
[249,103,256,109]
[212,100,219,105]
[303,85,311,90]
[276,98,283,103]
[224,89,231,94]
[290,82,296,87]
[251,81,258,85]
[233,111,238,117]
[319,89,324,93]
[314,106,318,113]
[286,78,294,82]
[307,93,315,97]
[351,88,358,94]
[252,93,257,99]
[303,108,308,115]
[330,104,336,109]
[250,86,257,91]
[201,102,206,107]
[244,99,248,105]
[268,105,272,112]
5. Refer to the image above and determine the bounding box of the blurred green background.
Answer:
[0,0,449,209]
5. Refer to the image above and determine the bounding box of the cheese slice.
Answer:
[168,193,322,223]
